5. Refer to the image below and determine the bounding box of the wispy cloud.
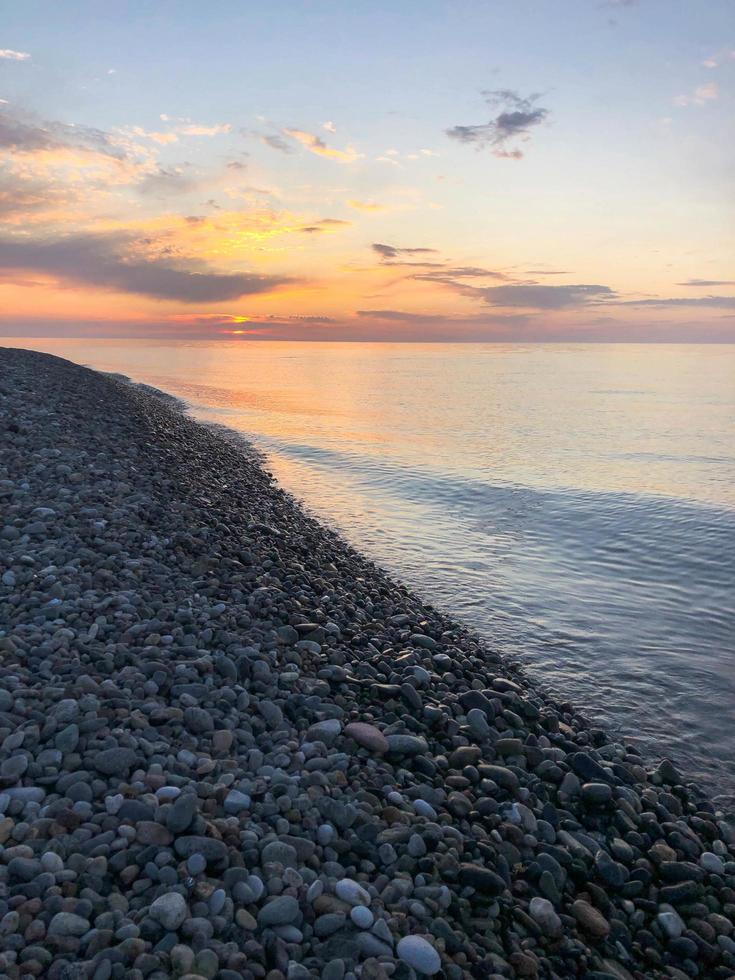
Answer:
[347,199,386,212]
[356,309,447,322]
[372,242,438,260]
[0,108,156,191]
[137,166,200,196]
[412,266,507,282]
[673,82,718,107]
[702,49,735,69]
[283,128,361,163]
[1,110,131,159]
[128,118,231,144]
[0,49,29,61]
[0,231,291,302]
[322,121,337,133]
[446,89,549,158]
[676,278,735,287]
[298,217,351,233]
[260,132,294,154]
[619,294,735,308]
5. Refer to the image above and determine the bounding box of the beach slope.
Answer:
[0,347,733,980]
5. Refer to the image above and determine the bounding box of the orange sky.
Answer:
[1,2,733,341]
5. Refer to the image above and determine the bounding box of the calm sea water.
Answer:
[6,340,735,805]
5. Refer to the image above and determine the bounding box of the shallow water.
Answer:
[6,339,735,804]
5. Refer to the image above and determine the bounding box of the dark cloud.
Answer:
[0,232,291,302]
[479,283,616,309]
[676,279,735,287]
[619,295,735,309]
[446,89,549,158]
[356,309,447,321]
[526,269,571,275]
[372,243,438,260]
[378,260,447,269]
[226,160,248,171]
[299,218,351,234]
[412,266,507,282]
[261,133,294,154]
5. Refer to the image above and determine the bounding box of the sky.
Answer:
[0,0,733,342]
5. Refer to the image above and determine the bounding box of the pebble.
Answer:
[344,722,389,754]
[529,896,563,937]
[700,851,725,874]
[571,900,611,938]
[257,895,300,927]
[150,892,188,931]
[47,912,90,937]
[350,905,374,929]
[396,935,442,975]
[336,878,371,906]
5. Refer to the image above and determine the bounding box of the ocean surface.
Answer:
[6,339,735,805]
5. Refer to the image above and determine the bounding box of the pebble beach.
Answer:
[0,346,733,980]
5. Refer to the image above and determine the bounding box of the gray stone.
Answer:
[396,935,441,975]
[257,895,300,927]
[48,912,91,937]
[93,747,138,777]
[150,892,188,931]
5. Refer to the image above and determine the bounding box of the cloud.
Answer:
[260,132,294,154]
[479,283,616,309]
[446,89,549,158]
[526,269,571,275]
[0,111,131,159]
[177,122,231,137]
[322,121,336,133]
[0,231,291,302]
[673,82,719,107]
[127,120,231,144]
[347,199,386,212]
[298,218,351,234]
[702,49,735,69]
[356,309,447,322]
[0,173,82,223]
[412,266,506,281]
[618,295,735,309]
[676,278,735,287]
[283,128,361,163]
[127,126,179,145]
[372,242,438,260]
[0,49,29,61]
[137,167,200,196]
[0,108,157,194]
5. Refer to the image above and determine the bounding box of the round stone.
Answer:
[344,723,389,754]
[335,878,371,907]
[397,935,441,975]
[350,906,374,929]
[150,892,188,931]
[528,897,562,938]
[186,853,206,875]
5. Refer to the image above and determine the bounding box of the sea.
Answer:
[5,339,734,805]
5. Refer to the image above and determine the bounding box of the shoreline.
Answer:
[1,346,733,979]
